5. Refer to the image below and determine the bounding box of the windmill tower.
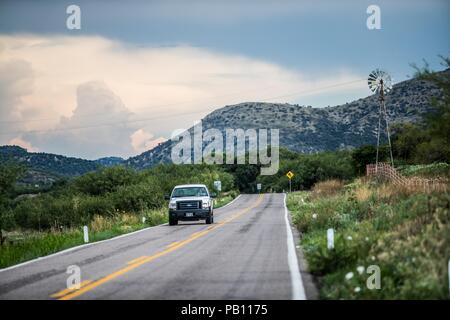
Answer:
[368,69,394,170]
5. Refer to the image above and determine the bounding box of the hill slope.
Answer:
[126,71,445,169]
[1,70,446,176]
[0,146,101,185]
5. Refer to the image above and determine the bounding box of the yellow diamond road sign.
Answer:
[286,171,294,179]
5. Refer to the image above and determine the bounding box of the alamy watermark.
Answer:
[367,5,381,30]
[66,265,81,289]
[170,121,279,175]
[66,4,81,30]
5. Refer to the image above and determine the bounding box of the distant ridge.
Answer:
[126,70,447,169]
[1,69,447,182]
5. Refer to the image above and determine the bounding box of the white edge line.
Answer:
[284,193,307,300]
[0,221,168,273]
[0,193,242,273]
[215,194,241,210]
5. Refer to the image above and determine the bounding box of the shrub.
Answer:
[111,182,164,212]
[73,166,139,196]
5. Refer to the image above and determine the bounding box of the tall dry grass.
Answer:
[311,179,344,198]
[354,184,372,202]
[89,213,140,232]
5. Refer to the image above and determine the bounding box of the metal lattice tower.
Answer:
[368,69,394,170]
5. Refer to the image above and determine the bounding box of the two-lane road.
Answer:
[0,193,309,300]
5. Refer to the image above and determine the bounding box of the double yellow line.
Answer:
[52,194,264,300]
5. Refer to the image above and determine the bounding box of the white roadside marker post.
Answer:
[327,228,334,250]
[83,226,89,243]
[142,216,146,224]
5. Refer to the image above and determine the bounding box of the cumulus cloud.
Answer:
[25,81,138,159]
[8,137,39,152]
[0,34,365,158]
[130,129,166,154]
[0,59,35,139]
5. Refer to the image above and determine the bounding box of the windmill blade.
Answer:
[367,69,393,94]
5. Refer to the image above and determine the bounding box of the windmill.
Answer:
[368,69,394,170]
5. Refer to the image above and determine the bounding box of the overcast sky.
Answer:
[0,0,449,159]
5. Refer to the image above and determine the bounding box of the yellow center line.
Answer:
[127,256,149,265]
[56,194,264,300]
[50,280,92,298]
[165,241,180,248]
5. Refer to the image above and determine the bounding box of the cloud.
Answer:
[130,129,166,154]
[8,137,39,152]
[0,59,35,138]
[0,34,365,158]
[25,81,138,159]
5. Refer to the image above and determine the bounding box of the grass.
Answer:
[397,163,450,178]
[0,192,239,269]
[0,208,167,269]
[311,180,344,199]
[213,191,239,209]
[287,178,450,299]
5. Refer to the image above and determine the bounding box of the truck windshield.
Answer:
[172,187,208,198]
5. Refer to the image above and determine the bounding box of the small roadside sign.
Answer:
[286,171,294,180]
[256,183,261,191]
[214,180,221,191]
[286,171,294,193]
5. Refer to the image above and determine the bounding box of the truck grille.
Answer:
[177,201,201,210]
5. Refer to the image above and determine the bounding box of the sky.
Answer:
[0,0,449,159]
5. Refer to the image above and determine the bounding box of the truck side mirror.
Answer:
[164,194,170,200]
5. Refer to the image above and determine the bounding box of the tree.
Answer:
[351,145,389,175]
[0,164,25,244]
[395,56,450,163]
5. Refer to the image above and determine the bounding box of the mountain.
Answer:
[126,71,446,169]
[95,156,125,167]
[1,70,447,179]
[0,146,100,186]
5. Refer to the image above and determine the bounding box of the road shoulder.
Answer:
[285,193,319,300]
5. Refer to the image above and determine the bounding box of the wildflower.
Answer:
[365,237,369,241]
[357,266,365,274]
[347,236,353,241]
[312,213,318,219]
[354,287,361,293]
[345,272,354,280]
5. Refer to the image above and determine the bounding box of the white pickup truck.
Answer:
[165,184,216,226]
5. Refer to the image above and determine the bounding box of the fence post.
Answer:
[327,228,334,250]
[83,226,89,243]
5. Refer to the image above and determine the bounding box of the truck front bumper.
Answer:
[169,208,211,221]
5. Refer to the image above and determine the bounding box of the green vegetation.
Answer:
[0,208,166,268]
[0,145,100,178]
[213,191,239,209]
[397,163,450,178]
[1,164,236,232]
[256,148,355,192]
[0,163,237,268]
[392,57,450,164]
[287,180,449,299]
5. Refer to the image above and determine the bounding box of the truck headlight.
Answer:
[169,201,177,209]
[202,201,210,209]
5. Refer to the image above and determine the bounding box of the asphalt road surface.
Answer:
[0,193,312,300]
